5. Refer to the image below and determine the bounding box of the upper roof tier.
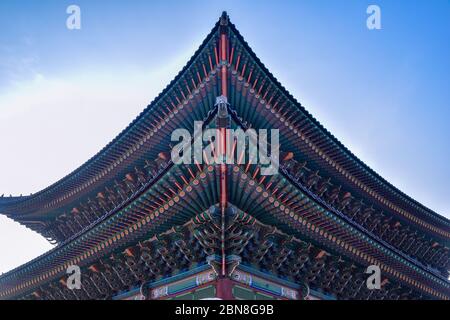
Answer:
[0,12,448,245]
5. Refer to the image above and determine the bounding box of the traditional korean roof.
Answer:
[0,12,449,300]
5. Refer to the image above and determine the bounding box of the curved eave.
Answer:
[0,20,221,222]
[0,196,30,208]
[0,110,220,292]
[226,22,450,232]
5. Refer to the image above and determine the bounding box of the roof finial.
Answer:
[220,11,229,26]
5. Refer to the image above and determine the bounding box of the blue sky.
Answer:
[0,0,449,273]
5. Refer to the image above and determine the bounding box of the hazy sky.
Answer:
[0,0,449,274]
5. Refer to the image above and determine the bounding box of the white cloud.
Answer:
[0,53,190,273]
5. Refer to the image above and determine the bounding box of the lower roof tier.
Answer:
[1,162,449,300]
[5,205,441,300]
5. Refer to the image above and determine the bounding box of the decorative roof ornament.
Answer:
[219,11,229,36]
[220,11,229,26]
[215,95,230,126]
[215,95,229,107]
